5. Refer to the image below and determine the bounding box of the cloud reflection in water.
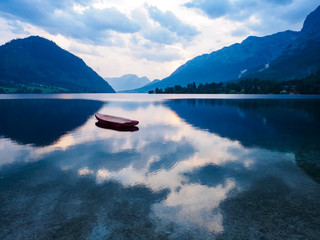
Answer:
[1,98,319,239]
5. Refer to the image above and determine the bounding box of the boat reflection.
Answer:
[95,122,139,132]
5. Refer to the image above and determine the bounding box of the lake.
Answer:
[0,93,320,240]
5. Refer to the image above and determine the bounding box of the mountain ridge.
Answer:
[104,74,150,92]
[132,4,320,92]
[244,5,320,81]
[0,36,115,93]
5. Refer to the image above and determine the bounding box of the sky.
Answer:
[0,0,319,81]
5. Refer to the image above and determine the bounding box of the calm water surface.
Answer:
[0,94,320,240]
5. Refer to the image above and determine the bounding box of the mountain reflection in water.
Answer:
[166,99,320,183]
[0,99,104,146]
[0,95,319,240]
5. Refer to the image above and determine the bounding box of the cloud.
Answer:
[268,0,293,5]
[130,39,183,62]
[0,0,200,46]
[185,0,232,19]
[0,0,140,45]
[231,27,250,37]
[184,0,319,35]
[129,5,199,46]
[143,27,178,45]
[147,5,200,41]
[184,0,295,20]
[6,19,30,34]
[82,7,140,33]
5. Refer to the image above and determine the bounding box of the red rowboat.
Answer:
[95,113,139,127]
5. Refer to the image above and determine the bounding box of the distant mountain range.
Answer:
[0,36,115,93]
[1,5,319,94]
[104,74,150,92]
[123,79,161,93]
[133,5,320,92]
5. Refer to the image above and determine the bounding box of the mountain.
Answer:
[162,31,298,85]
[132,30,299,92]
[244,5,320,81]
[104,74,150,92]
[301,5,320,38]
[123,79,161,93]
[134,5,320,92]
[0,36,115,93]
[144,79,160,87]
